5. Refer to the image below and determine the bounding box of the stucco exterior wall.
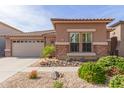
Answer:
[110,25,121,41]
[55,23,107,42]
[110,24,124,57]
[9,36,44,40]
[45,37,56,45]
[54,23,109,59]
[5,37,12,57]
[118,24,124,56]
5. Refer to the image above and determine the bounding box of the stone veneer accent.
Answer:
[56,45,108,59]
[55,45,69,59]
[93,45,108,57]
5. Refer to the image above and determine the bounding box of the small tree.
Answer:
[42,45,55,58]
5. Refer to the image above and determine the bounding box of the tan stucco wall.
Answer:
[9,36,44,40]
[5,37,12,57]
[110,25,121,41]
[121,24,124,41]
[54,23,109,59]
[110,24,124,57]
[118,24,124,56]
[45,37,56,45]
[55,23,108,42]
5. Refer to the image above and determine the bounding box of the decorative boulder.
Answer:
[51,71,60,80]
[40,61,48,66]
[51,71,64,80]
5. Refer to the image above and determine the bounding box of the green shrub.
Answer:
[109,75,124,88]
[97,56,124,72]
[116,61,124,73]
[78,62,106,84]
[42,45,55,58]
[97,56,117,68]
[53,81,63,88]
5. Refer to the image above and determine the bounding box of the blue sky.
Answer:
[0,5,124,32]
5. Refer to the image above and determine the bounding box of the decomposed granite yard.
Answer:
[0,72,107,88]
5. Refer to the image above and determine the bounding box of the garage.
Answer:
[12,40,44,57]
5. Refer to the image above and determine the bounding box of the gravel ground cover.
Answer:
[0,72,107,88]
[30,58,94,67]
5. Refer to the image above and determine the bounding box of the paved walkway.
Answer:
[0,57,39,83]
[22,67,79,72]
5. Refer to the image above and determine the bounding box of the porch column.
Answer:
[5,37,12,57]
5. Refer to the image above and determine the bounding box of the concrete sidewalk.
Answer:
[22,67,79,72]
[0,57,39,83]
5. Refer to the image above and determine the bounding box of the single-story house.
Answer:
[51,18,114,60]
[0,18,121,60]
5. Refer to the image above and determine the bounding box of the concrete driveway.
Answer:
[0,57,39,83]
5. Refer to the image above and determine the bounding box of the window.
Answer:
[13,41,16,43]
[70,33,79,52]
[82,32,92,52]
[40,41,44,43]
[20,41,24,43]
[17,41,20,43]
[25,41,27,43]
[29,41,32,43]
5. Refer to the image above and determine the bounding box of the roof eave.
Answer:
[110,21,124,27]
[51,18,114,25]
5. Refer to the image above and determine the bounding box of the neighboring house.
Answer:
[0,22,22,56]
[110,21,124,57]
[51,18,114,60]
[0,18,115,59]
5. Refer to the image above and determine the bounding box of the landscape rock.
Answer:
[51,71,60,80]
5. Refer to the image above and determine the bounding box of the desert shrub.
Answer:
[97,56,117,68]
[116,62,124,72]
[78,62,106,84]
[29,70,38,79]
[53,81,63,88]
[109,75,124,88]
[42,45,55,58]
[97,56,124,71]
[106,66,120,77]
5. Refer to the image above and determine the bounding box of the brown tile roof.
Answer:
[26,30,55,35]
[51,18,114,24]
[110,21,124,27]
[51,18,114,21]
[0,30,56,37]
